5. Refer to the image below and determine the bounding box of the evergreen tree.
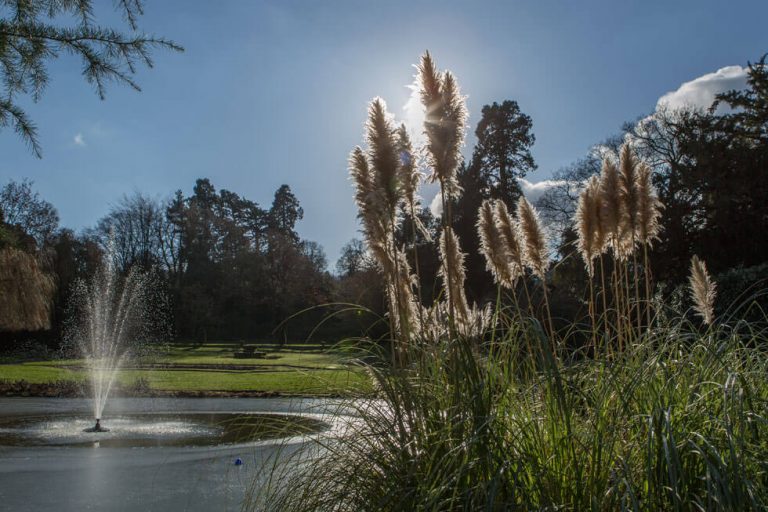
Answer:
[269,185,304,243]
[471,100,536,206]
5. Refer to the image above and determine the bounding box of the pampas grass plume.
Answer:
[689,255,716,325]
[599,156,621,257]
[477,200,512,287]
[636,162,662,246]
[576,175,603,276]
[494,199,524,285]
[517,197,549,279]
[438,226,470,322]
[618,143,640,259]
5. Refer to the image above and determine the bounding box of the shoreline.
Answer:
[0,379,355,399]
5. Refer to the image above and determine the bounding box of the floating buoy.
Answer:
[234,457,243,466]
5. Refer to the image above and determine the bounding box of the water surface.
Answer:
[0,397,351,511]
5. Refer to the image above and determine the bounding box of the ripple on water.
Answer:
[0,412,328,448]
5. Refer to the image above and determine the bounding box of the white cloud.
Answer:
[429,191,443,217]
[73,133,86,147]
[402,81,426,147]
[656,65,748,114]
[517,177,566,204]
[426,177,563,218]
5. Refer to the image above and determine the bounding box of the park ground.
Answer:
[0,342,373,397]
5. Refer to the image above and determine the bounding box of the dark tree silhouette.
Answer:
[336,238,369,276]
[269,185,304,242]
[471,100,536,206]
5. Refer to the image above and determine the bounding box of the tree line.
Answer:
[0,179,341,346]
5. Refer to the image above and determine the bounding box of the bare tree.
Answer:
[537,135,623,238]
[96,191,166,271]
[159,191,185,278]
[335,238,373,276]
[0,178,59,246]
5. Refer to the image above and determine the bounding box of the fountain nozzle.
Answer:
[84,418,110,433]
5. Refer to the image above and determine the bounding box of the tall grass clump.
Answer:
[248,53,768,512]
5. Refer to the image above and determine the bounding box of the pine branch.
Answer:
[0,97,41,157]
[0,1,183,157]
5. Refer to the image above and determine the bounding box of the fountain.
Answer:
[0,242,336,512]
[69,237,154,433]
[0,238,332,455]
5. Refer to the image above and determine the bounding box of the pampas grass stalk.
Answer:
[576,176,603,277]
[439,226,470,327]
[418,51,466,203]
[599,156,627,349]
[618,143,640,261]
[396,124,426,334]
[576,176,603,343]
[618,143,642,333]
[689,255,716,326]
[636,161,662,327]
[599,157,621,257]
[477,200,513,288]
[635,162,662,248]
[350,99,423,359]
[495,199,534,324]
[366,98,401,214]
[418,51,469,332]
[494,200,525,287]
[517,197,548,280]
[517,197,555,347]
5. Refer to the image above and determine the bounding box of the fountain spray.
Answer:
[70,234,156,432]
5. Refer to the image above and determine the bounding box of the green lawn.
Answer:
[0,363,81,383]
[144,343,347,368]
[0,342,372,396]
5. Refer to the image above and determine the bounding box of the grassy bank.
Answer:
[0,342,372,396]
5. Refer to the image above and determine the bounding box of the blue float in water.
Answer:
[235,457,243,466]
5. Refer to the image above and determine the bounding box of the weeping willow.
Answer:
[0,247,56,331]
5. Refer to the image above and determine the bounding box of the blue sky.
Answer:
[1,0,766,265]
